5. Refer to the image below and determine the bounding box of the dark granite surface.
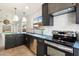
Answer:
[26,32,79,49]
[26,32,53,40]
[4,32,79,49]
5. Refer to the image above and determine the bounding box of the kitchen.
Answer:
[0,3,79,56]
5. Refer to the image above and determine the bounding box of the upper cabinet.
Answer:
[48,3,56,14]
[76,4,79,24]
[48,3,76,14]
[42,3,49,26]
[42,3,53,26]
[42,3,77,26]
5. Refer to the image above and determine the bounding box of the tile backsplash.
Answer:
[43,12,79,36]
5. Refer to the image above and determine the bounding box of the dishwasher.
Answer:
[30,39,37,54]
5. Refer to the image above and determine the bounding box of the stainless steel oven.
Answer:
[45,40,73,56]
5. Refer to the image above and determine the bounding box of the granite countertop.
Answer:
[26,32,79,49]
[2,32,79,49]
[25,32,53,41]
[2,32,53,41]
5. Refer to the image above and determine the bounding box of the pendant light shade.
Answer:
[22,12,27,22]
[22,17,27,22]
[13,8,19,21]
[13,15,19,21]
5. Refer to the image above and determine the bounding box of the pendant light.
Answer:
[13,8,19,21]
[22,12,27,22]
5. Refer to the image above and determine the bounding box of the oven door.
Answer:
[45,41,73,56]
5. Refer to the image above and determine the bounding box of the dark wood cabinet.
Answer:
[74,48,79,56]
[48,3,56,14]
[24,35,37,54]
[15,34,25,46]
[48,3,76,14]
[42,3,49,26]
[76,4,79,24]
[5,35,16,49]
[42,3,53,26]
[24,35,31,48]
[42,3,76,26]
[37,39,46,56]
[5,34,25,49]
[26,39,30,48]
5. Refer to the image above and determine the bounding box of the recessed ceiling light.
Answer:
[25,6,29,10]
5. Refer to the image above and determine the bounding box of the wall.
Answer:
[27,7,42,32]
[30,6,79,36]
[0,12,28,33]
[43,12,79,36]
[29,5,79,37]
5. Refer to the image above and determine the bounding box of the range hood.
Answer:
[52,7,76,16]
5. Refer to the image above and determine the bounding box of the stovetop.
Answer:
[52,31,77,47]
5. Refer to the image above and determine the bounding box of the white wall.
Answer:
[26,7,42,32]
[43,12,79,36]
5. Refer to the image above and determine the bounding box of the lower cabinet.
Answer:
[5,34,25,49]
[74,48,79,56]
[15,34,25,46]
[37,39,46,56]
[24,36,47,56]
[24,36,37,54]
[5,34,47,55]
[24,35,31,48]
[5,34,16,49]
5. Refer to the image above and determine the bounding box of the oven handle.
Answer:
[44,41,73,53]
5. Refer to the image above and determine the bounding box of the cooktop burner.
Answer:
[52,31,77,47]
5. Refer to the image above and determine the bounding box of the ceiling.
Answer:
[0,3,42,16]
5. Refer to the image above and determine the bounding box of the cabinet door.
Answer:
[48,3,56,14]
[37,39,46,56]
[76,3,79,24]
[15,34,24,46]
[42,3,50,26]
[49,15,53,26]
[25,35,31,48]
[74,48,79,56]
[5,35,15,49]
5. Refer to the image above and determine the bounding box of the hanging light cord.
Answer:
[23,12,25,17]
[14,8,17,15]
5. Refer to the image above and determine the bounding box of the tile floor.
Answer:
[0,45,35,56]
